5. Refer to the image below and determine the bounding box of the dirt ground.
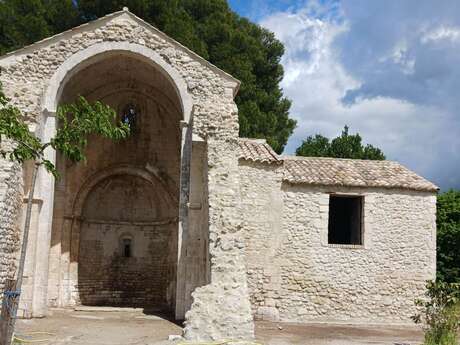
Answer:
[15,308,424,345]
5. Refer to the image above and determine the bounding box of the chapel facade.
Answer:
[0,9,437,341]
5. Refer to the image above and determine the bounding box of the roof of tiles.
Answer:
[238,138,281,164]
[238,138,438,192]
[282,156,438,192]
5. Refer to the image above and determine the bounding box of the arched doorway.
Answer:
[47,49,183,315]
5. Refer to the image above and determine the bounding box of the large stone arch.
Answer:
[39,41,191,317]
[42,41,193,123]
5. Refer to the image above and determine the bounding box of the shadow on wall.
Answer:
[77,174,178,313]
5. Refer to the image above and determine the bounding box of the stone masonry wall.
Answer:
[0,155,22,298]
[239,160,437,324]
[238,160,284,320]
[0,10,253,340]
[78,221,177,310]
[77,174,177,311]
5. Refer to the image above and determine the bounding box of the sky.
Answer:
[228,0,460,191]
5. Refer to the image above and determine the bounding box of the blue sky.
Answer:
[229,0,340,21]
[229,0,301,20]
[228,0,460,191]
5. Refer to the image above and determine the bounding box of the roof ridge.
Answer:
[281,155,400,164]
[239,138,268,144]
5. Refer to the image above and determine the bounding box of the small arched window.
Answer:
[119,235,134,258]
[123,238,132,258]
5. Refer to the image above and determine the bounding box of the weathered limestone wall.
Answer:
[0,155,22,299]
[239,160,437,324]
[18,192,42,318]
[183,116,254,339]
[176,140,210,318]
[0,10,253,339]
[238,160,284,321]
[77,174,177,310]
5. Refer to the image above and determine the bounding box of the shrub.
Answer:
[412,281,460,345]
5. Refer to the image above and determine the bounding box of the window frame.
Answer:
[326,193,365,249]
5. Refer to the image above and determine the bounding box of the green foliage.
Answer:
[0,0,296,153]
[412,281,460,345]
[53,97,129,164]
[296,125,386,160]
[0,84,129,177]
[294,134,330,157]
[437,190,460,283]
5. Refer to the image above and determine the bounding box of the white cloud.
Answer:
[260,2,460,190]
[421,25,460,43]
[379,40,415,75]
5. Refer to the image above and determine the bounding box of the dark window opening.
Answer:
[123,238,132,258]
[328,195,363,245]
[121,104,138,132]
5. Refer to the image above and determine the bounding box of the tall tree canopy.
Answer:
[0,0,296,153]
[437,190,460,283]
[296,126,386,160]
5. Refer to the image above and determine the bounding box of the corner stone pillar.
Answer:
[20,111,57,317]
[183,136,254,341]
[176,120,192,320]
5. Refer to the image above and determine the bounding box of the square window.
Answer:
[328,195,363,245]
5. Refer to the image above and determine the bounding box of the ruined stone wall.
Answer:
[177,140,210,316]
[77,174,177,310]
[0,155,22,298]
[0,10,253,340]
[239,160,437,324]
[78,220,177,309]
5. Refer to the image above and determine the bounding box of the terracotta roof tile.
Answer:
[237,139,438,192]
[282,156,439,192]
[238,138,281,164]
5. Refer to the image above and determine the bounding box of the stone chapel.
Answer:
[0,9,438,341]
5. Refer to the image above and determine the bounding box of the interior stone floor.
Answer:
[14,308,424,345]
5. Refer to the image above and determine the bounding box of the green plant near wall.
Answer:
[412,281,460,345]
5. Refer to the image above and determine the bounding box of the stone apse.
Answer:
[49,53,182,312]
[0,10,254,341]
